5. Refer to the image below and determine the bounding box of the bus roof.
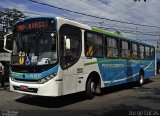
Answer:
[14,16,91,30]
[14,16,154,47]
[56,17,91,30]
[91,27,154,47]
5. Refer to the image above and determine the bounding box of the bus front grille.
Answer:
[13,85,38,93]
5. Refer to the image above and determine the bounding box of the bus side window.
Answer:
[139,45,145,59]
[106,37,118,58]
[121,41,130,59]
[145,46,150,59]
[85,32,103,57]
[131,43,138,59]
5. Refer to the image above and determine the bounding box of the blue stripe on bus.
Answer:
[11,65,59,80]
[97,58,155,87]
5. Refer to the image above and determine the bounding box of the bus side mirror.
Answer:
[64,36,70,50]
[4,33,12,53]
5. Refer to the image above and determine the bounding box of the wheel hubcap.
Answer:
[140,76,143,84]
[91,82,96,93]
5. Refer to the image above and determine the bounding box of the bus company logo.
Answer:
[102,64,124,69]
[17,24,25,31]
[30,74,41,79]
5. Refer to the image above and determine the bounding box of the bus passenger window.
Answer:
[145,46,150,59]
[106,37,118,58]
[131,43,138,59]
[121,41,130,59]
[139,45,145,59]
[151,48,155,59]
[85,32,103,57]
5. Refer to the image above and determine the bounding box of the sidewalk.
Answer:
[0,82,9,90]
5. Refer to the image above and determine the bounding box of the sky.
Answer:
[1,0,160,45]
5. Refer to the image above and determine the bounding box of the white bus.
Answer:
[8,17,155,98]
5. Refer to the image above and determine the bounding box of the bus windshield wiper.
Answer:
[34,32,42,40]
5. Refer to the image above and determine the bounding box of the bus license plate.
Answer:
[20,85,28,91]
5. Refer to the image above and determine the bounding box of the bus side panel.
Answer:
[84,58,105,88]
[97,58,155,87]
[142,59,155,78]
[97,58,139,87]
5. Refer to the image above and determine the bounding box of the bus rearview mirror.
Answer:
[4,33,12,53]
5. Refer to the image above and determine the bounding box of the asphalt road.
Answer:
[0,75,160,116]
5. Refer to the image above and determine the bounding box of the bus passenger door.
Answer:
[59,25,82,95]
[61,66,77,95]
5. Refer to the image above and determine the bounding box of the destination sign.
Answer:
[13,18,55,33]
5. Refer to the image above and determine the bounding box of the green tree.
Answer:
[0,8,26,33]
[0,8,26,52]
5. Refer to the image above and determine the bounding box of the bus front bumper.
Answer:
[9,78,62,97]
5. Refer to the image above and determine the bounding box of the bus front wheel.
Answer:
[86,77,97,99]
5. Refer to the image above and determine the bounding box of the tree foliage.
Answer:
[0,8,26,33]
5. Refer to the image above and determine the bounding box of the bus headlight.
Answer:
[38,73,57,84]
[10,76,15,81]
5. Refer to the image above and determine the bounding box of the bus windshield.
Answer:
[12,32,57,66]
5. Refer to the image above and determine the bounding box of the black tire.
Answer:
[86,77,97,99]
[138,71,144,86]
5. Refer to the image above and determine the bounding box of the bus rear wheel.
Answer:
[138,71,144,86]
[86,77,97,99]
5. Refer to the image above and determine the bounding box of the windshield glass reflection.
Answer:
[12,32,57,66]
